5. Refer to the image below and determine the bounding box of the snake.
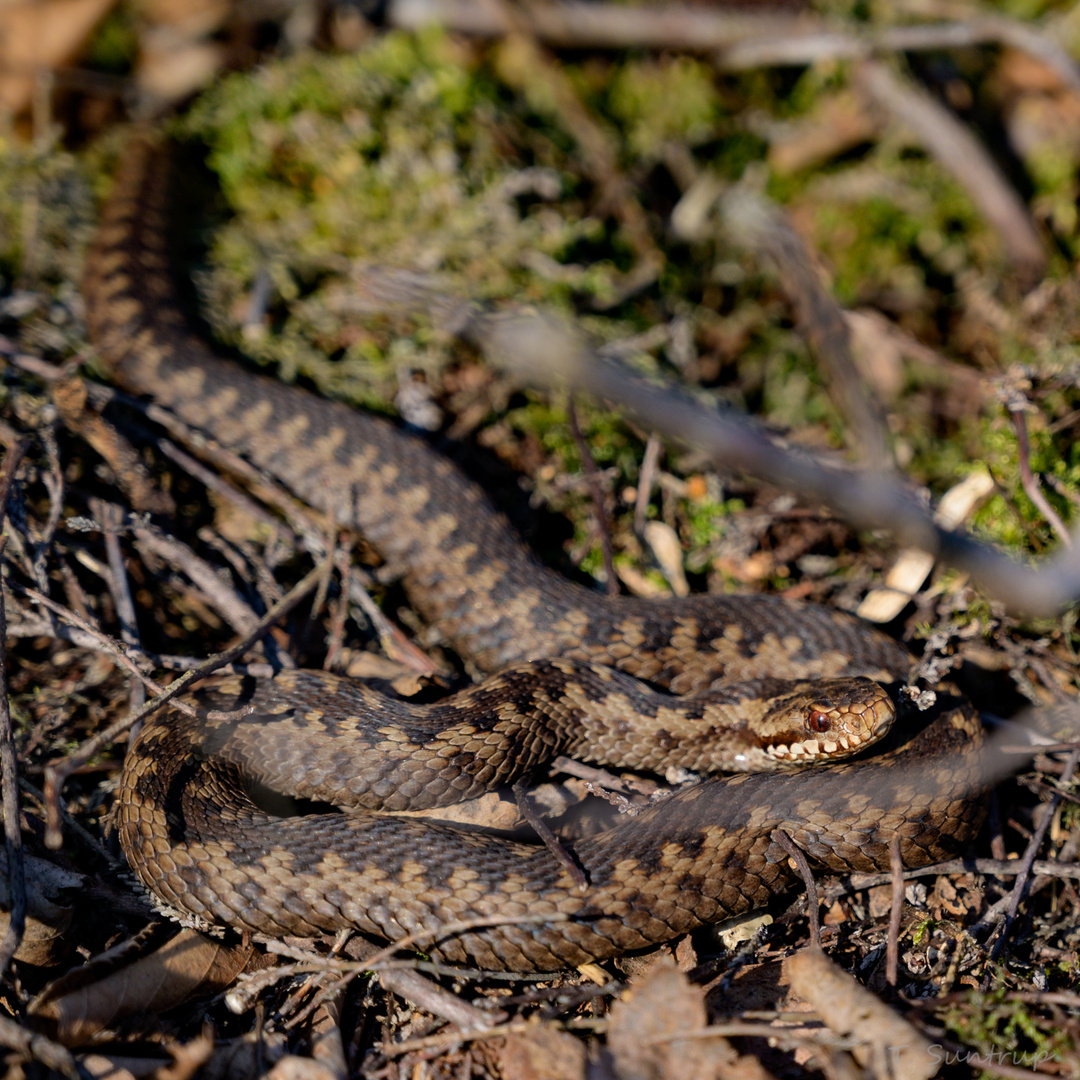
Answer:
[83,134,987,973]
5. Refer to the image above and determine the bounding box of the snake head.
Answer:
[757,677,896,766]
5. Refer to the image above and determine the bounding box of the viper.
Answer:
[85,135,987,973]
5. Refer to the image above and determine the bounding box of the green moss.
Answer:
[909,915,936,947]
[0,144,92,286]
[82,5,138,74]
[66,22,1078,594]
[941,989,1073,1073]
[965,412,1077,552]
[178,31,660,407]
[606,56,724,161]
[683,497,744,573]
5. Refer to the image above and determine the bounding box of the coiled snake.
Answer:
[85,136,986,972]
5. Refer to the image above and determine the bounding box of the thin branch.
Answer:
[987,749,1080,971]
[886,836,904,987]
[513,778,588,890]
[0,437,31,979]
[132,523,267,636]
[388,0,802,53]
[714,189,891,468]
[566,398,619,596]
[634,433,662,537]
[94,500,146,724]
[470,307,1080,618]
[244,913,572,1032]
[155,436,286,534]
[1009,408,1072,548]
[346,574,440,676]
[0,609,19,972]
[719,16,1080,97]
[0,1015,87,1080]
[771,829,820,948]
[349,267,1080,615]
[839,857,1080,892]
[11,581,189,708]
[80,381,333,560]
[855,59,1047,287]
[41,562,326,849]
[387,0,1080,99]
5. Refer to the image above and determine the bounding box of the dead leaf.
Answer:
[712,552,774,584]
[0,0,114,116]
[265,1056,340,1080]
[155,1026,215,1080]
[202,1030,288,1080]
[29,929,253,1045]
[0,851,82,966]
[78,1052,163,1079]
[644,521,689,596]
[615,562,668,597]
[768,91,879,175]
[858,469,992,622]
[499,1024,587,1080]
[674,934,699,972]
[709,958,789,1016]
[844,309,905,402]
[607,958,770,1080]
[930,874,980,921]
[138,37,225,103]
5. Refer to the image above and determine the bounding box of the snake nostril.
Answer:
[807,709,832,734]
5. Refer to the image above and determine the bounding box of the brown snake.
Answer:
[84,135,987,972]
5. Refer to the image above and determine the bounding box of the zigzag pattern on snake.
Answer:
[84,134,985,972]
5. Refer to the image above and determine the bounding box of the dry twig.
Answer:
[388,0,1080,97]
[715,189,891,468]
[0,438,30,979]
[987,749,1080,970]
[473,309,1080,618]
[855,59,1047,287]
[771,829,820,948]
[41,563,326,849]
[1008,407,1071,548]
[886,836,904,988]
[566,398,619,596]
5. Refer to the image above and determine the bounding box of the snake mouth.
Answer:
[755,677,896,764]
[763,727,870,761]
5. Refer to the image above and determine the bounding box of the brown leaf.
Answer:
[930,874,980,920]
[265,1056,341,1080]
[0,0,114,115]
[607,957,770,1080]
[29,929,253,1045]
[77,1053,155,1079]
[768,91,879,175]
[202,1030,288,1080]
[643,521,689,596]
[499,1026,588,1080]
[674,934,699,972]
[0,851,83,967]
[77,1028,230,1079]
[155,1026,215,1080]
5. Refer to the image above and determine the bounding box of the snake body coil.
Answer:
[86,136,986,972]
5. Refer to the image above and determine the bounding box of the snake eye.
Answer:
[807,709,832,734]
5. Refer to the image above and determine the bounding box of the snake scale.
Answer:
[84,135,986,972]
